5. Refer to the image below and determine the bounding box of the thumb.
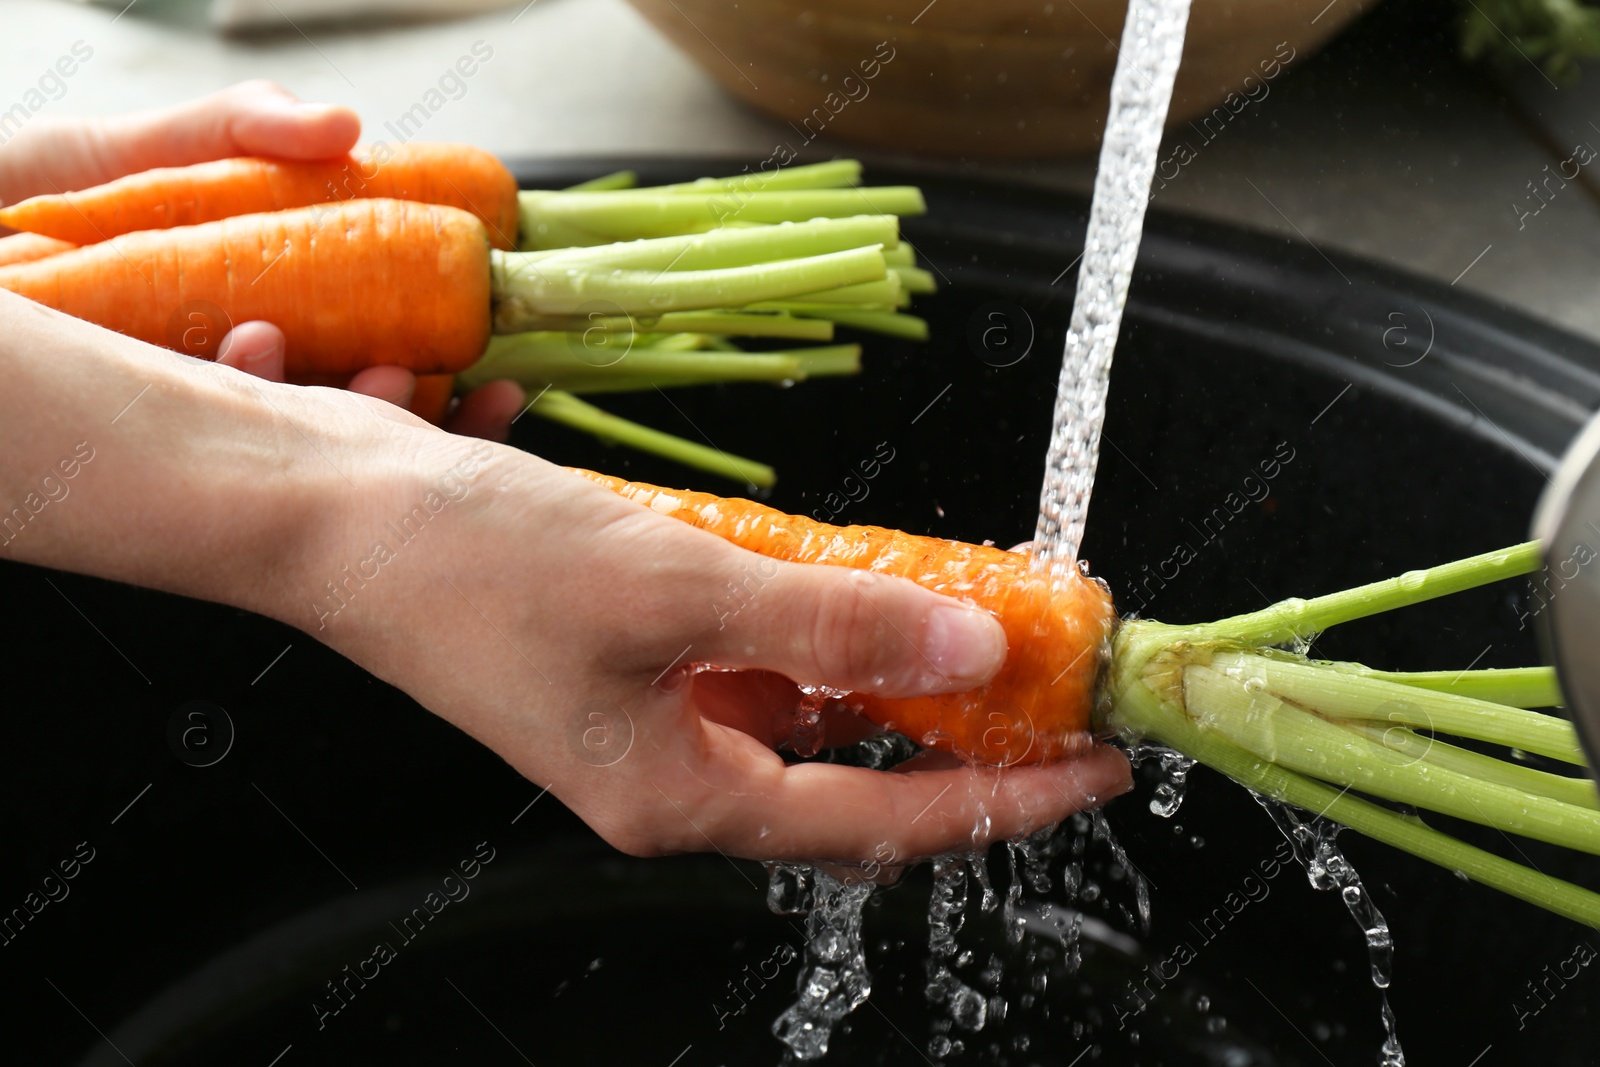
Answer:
[102,81,360,176]
[696,560,1008,698]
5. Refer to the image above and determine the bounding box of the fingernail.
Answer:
[921,606,1006,690]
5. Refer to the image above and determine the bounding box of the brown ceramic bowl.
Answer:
[625,0,1370,158]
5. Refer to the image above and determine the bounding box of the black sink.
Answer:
[4,159,1595,1067]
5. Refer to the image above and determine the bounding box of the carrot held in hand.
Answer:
[0,198,492,375]
[0,232,75,267]
[575,469,1116,766]
[408,374,457,425]
[0,200,895,378]
[0,142,521,250]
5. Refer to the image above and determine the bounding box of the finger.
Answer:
[696,561,1008,699]
[657,724,1133,863]
[445,379,526,442]
[216,321,286,382]
[347,365,415,409]
[689,670,881,750]
[100,80,360,177]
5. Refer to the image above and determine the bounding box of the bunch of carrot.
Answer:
[580,470,1600,930]
[0,146,933,486]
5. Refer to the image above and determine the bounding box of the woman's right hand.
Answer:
[280,389,1133,865]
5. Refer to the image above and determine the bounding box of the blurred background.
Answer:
[11,0,1600,341]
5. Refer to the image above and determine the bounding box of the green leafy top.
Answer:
[1462,0,1600,80]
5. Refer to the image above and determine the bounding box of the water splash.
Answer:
[926,856,986,1058]
[1032,0,1196,570]
[1148,747,1198,818]
[1253,795,1406,1065]
[1091,809,1152,935]
[769,867,877,1060]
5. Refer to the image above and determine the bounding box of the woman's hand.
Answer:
[0,82,521,440]
[217,320,528,443]
[285,386,1132,865]
[0,80,358,208]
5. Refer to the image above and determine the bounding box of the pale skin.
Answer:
[0,82,1131,867]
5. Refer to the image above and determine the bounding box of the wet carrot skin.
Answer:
[0,143,520,251]
[576,469,1116,766]
[0,199,491,377]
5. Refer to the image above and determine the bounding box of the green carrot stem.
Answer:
[882,244,916,267]
[516,187,925,250]
[1345,722,1599,810]
[564,170,638,191]
[528,390,776,488]
[653,160,862,194]
[1183,663,1600,853]
[527,216,899,273]
[1344,666,1563,709]
[785,344,861,377]
[647,332,714,352]
[892,266,937,294]
[500,311,837,341]
[490,246,887,327]
[463,341,806,393]
[786,309,931,341]
[1194,542,1543,648]
[747,277,902,308]
[1212,651,1585,765]
[1107,624,1600,927]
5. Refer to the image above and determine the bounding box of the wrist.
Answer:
[0,298,354,620]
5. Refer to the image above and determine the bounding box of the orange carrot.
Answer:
[0,143,520,250]
[0,199,490,376]
[409,374,457,425]
[0,232,75,267]
[577,469,1116,766]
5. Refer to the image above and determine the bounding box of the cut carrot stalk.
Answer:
[575,469,1116,765]
[517,186,926,250]
[1105,541,1600,928]
[0,232,74,267]
[0,143,521,250]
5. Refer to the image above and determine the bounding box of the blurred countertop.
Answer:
[9,0,1600,344]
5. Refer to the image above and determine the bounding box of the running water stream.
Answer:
[773,0,1403,1060]
[1031,0,1193,571]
